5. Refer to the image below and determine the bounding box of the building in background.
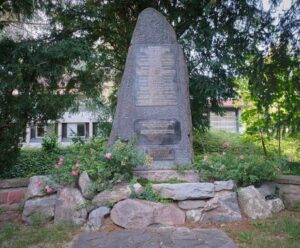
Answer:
[209,100,245,133]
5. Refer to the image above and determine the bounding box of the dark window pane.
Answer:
[77,124,85,136]
[62,123,67,138]
[85,123,89,138]
[30,127,36,139]
[37,126,44,137]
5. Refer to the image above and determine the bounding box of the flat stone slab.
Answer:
[134,170,199,183]
[72,227,236,248]
[152,183,214,200]
[275,175,300,185]
[0,178,29,189]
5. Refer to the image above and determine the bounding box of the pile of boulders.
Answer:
[21,172,287,230]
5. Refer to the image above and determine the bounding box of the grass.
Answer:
[224,211,300,248]
[0,222,79,248]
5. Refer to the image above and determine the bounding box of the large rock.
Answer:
[25,175,57,200]
[152,183,214,200]
[78,171,95,200]
[92,183,143,207]
[154,204,185,225]
[108,8,194,170]
[278,184,300,209]
[238,186,272,219]
[73,227,236,248]
[267,198,285,213]
[214,180,236,192]
[54,187,87,225]
[111,199,185,229]
[83,207,110,231]
[256,182,278,199]
[22,194,56,224]
[111,199,156,229]
[177,200,206,210]
[186,191,242,223]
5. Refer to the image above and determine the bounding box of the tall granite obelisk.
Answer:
[109,8,194,169]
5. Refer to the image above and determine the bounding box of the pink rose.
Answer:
[222,142,230,148]
[74,162,80,168]
[37,181,42,187]
[45,185,52,193]
[240,155,244,160]
[55,163,60,168]
[105,153,112,159]
[72,170,79,176]
[57,158,64,166]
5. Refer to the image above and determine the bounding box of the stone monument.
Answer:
[109,8,194,174]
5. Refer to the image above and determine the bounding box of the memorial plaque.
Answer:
[146,147,175,161]
[134,119,181,145]
[135,46,177,106]
[109,8,194,170]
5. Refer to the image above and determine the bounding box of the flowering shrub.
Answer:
[195,152,279,186]
[46,138,148,191]
[36,178,57,194]
[50,158,82,185]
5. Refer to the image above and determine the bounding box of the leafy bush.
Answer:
[41,132,58,152]
[45,138,147,191]
[195,152,279,186]
[0,148,68,179]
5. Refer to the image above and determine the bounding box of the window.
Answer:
[77,124,85,137]
[210,109,239,133]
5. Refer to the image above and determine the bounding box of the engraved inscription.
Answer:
[146,147,175,161]
[134,119,181,145]
[135,46,177,106]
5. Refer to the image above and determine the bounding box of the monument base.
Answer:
[133,169,199,183]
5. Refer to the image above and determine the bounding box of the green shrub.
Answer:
[41,132,58,152]
[0,148,68,179]
[46,138,147,191]
[195,152,279,186]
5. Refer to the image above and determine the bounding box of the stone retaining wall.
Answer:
[0,178,29,209]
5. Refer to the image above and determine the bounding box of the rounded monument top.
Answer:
[131,8,177,45]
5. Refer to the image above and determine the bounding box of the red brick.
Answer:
[7,189,26,204]
[0,191,9,204]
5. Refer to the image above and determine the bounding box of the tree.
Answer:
[0,0,298,170]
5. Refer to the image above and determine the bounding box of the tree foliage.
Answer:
[0,0,299,170]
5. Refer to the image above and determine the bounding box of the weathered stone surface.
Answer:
[22,194,56,224]
[154,204,185,225]
[267,198,285,213]
[25,175,57,200]
[72,227,236,248]
[177,200,206,210]
[238,186,272,219]
[92,183,143,207]
[275,175,300,185]
[108,8,194,169]
[0,177,29,189]
[78,171,95,200]
[111,199,156,229]
[83,207,110,231]
[278,184,300,209]
[55,187,87,225]
[152,183,214,200]
[186,192,242,223]
[257,182,278,199]
[0,188,26,205]
[133,170,199,183]
[214,180,236,192]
